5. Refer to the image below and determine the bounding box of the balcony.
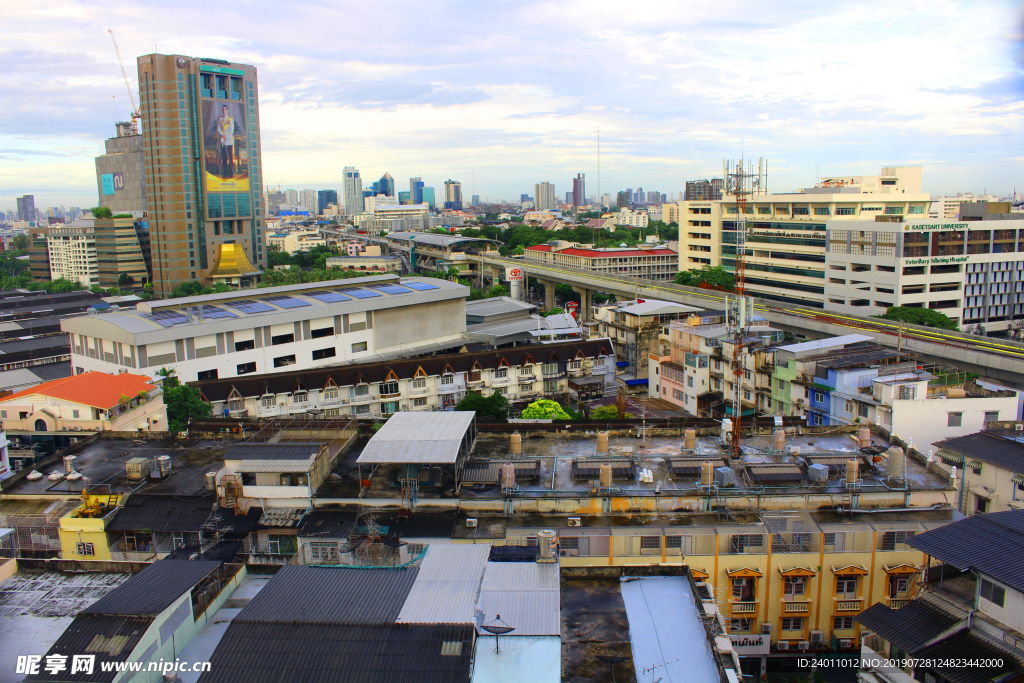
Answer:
[886,597,911,610]
[835,598,864,612]
[782,600,811,614]
[291,401,310,411]
[466,376,485,388]
[228,408,248,418]
[321,395,345,406]
[542,370,566,380]
[491,375,511,386]
[409,385,431,395]
[517,370,536,380]
[437,383,461,394]
[257,405,281,418]
[730,601,758,616]
[351,393,373,404]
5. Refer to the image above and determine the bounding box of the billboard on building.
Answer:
[201,100,249,193]
[100,172,124,195]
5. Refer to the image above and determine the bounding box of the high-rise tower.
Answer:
[343,168,363,214]
[444,180,462,210]
[137,54,265,296]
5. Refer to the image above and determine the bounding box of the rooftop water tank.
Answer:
[599,464,613,488]
[684,428,696,450]
[597,431,610,454]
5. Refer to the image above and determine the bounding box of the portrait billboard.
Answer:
[202,100,249,193]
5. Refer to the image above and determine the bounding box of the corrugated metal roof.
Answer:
[298,509,357,539]
[934,432,1024,473]
[197,622,474,683]
[396,545,489,624]
[107,494,215,533]
[855,600,962,653]
[24,615,153,682]
[225,443,323,461]
[480,561,559,591]
[907,510,1024,593]
[358,412,476,464]
[476,561,560,636]
[236,565,418,625]
[912,631,1022,683]
[233,459,316,473]
[83,560,221,616]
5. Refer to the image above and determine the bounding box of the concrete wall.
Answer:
[891,394,1020,451]
[373,299,465,350]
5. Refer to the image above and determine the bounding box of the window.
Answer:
[888,575,911,596]
[237,362,256,375]
[273,354,296,368]
[665,536,682,548]
[947,412,963,427]
[381,400,399,415]
[309,542,338,562]
[784,576,806,597]
[413,377,427,388]
[354,404,370,415]
[351,342,368,353]
[271,333,294,346]
[836,578,858,597]
[984,411,999,423]
[544,380,560,392]
[72,410,79,419]
[880,530,914,550]
[732,578,755,601]
[413,397,427,407]
[730,618,752,632]
[76,542,95,556]
[495,367,508,378]
[980,578,1005,607]
[235,339,255,352]
[311,327,334,339]
[814,392,824,402]
[380,380,399,395]
[354,384,369,396]
[495,387,507,396]
[560,537,579,549]
[730,534,763,554]
[324,388,339,400]
[834,616,855,630]
[312,347,336,360]
[542,362,559,375]
[640,536,660,549]
[781,617,804,631]
[292,391,308,404]
[197,369,218,381]
[976,496,989,514]
[569,360,582,370]
[858,403,869,418]
[441,373,455,385]
[261,395,277,407]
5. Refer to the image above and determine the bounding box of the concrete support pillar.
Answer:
[572,286,592,321]
[489,266,503,284]
[538,279,556,310]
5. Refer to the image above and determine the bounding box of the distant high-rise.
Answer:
[343,167,363,214]
[471,195,480,207]
[409,177,424,205]
[16,195,36,223]
[565,191,573,204]
[616,191,630,209]
[520,193,530,203]
[94,122,146,214]
[573,174,585,207]
[136,53,265,296]
[285,189,299,207]
[299,189,318,215]
[685,179,724,201]
[422,187,435,209]
[317,189,338,214]
[444,180,463,210]
[398,191,411,204]
[378,172,395,198]
[534,182,556,211]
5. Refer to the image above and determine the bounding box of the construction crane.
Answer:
[108,29,141,135]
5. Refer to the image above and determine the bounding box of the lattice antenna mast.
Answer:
[723,157,766,459]
[108,29,141,135]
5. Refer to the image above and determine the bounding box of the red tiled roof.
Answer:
[0,371,158,410]
[554,247,677,258]
[525,244,552,252]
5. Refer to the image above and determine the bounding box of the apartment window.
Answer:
[311,326,334,339]
[687,376,694,388]
[309,542,338,563]
[273,355,296,368]
[569,360,582,370]
[441,373,455,385]
[836,578,858,598]
[197,369,218,381]
[351,342,368,353]
[354,384,369,396]
[543,380,560,392]
[888,576,911,596]
[237,362,256,375]
[858,403,869,418]
[665,536,683,549]
[834,617,855,630]
[76,542,95,556]
[495,367,508,378]
[542,362,559,375]
[976,496,989,514]
[781,617,804,631]
[271,333,294,346]
[380,380,399,395]
[640,536,660,549]
[235,339,255,351]
[495,387,507,396]
[292,391,308,404]
[412,397,427,407]
[784,577,806,597]
[947,412,963,427]
[814,392,824,402]
[324,388,339,400]
[312,347,336,360]
[880,530,914,550]
[980,578,1005,608]
[732,578,755,601]
[381,400,399,415]
[730,618,753,633]
[354,404,370,415]
[261,396,276,407]
[72,410,79,418]
[984,411,999,423]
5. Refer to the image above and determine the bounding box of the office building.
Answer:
[398,191,411,204]
[823,218,1024,332]
[685,179,724,201]
[675,165,931,308]
[299,189,318,216]
[342,167,363,215]
[317,189,338,215]
[45,225,98,286]
[471,194,480,207]
[377,172,395,197]
[409,177,424,205]
[285,189,298,207]
[136,54,266,297]
[422,186,435,209]
[94,121,147,213]
[520,193,530,203]
[16,195,35,223]
[535,182,556,211]
[573,174,585,207]
[38,215,150,288]
[616,190,630,209]
[61,275,470,384]
[929,193,999,219]
[444,179,463,210]
[524,242,678,281]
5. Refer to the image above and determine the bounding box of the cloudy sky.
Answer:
[1,0,1022,211]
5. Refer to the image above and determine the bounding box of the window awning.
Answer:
[778,566,817,577]
[937,451,963,465]
[969,485,995,500]
[615,361,629,368]
[690,568,710,580]
[726,567,763,578]
[724,406,756,416]
[882,564,920,574]
[967,460,983,472]
[624,377,648,386]
[1012,473,1024,486]
[831,564,870,576]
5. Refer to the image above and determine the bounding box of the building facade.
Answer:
[343,167,363,215]
[524,242,678,281]
[136,54,267,296]
[94,122,147,213]
[444,180,463,210]
[46,225,97,286]
[16,195,36,223]
[535,182,556,211]
[572,174,585,207]
[317,189,338,214]
[685,178,724,201]
[615,208,650,228]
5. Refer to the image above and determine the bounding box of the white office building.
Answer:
[343,167,363,215]
[61,275,470,384]
[535,182,556,211]
[299,189,319,216]
[46,224,98,286]
[615,208,650,228]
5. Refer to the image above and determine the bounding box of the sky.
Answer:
[1,0,1022,212]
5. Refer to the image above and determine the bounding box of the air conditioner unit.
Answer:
[810,631,824,643]
[73,426,82,431]
[61,427,68,431]
[567,517,582,527]
[840,639,854,649]
[798,641,810,651]
[776,641,789,651]
[761,623,773,634]
[465,518,478,528]
[1017,424,1023,432]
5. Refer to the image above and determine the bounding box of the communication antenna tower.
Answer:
[108,29,141,135]
[722,157,766,459]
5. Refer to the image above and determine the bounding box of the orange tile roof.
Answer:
[0,372,158,410]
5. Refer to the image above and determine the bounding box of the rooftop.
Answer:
[385,231,500,248]
[855,598,962,653]
[908,510,1024,593]
[465,296,538,323]
[0,371,157,410]
[357,411,476,465]
[932,431,1024,472]
[82,559,222,616]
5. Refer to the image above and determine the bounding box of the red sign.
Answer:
[566,301,579,319]
[506,267,524,281]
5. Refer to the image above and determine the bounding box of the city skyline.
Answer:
[1,0,1022,210]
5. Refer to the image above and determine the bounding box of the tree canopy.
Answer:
[521,399,571,420]
[674,265,735,291]
[872,306,959,331]
[164,385,211,433]
[454,391,509,420]
[591,404,635,420]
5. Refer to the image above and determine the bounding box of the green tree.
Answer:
[118,273,135,288]
[88,206,113,219]
[12,234,29,250]
[674,265,735,291]
[872,306,959,331]
[454,390,509,420]
[155,366,179,388]
[591,405,635,420]
[521,399,570,419]
[164,384,211,433]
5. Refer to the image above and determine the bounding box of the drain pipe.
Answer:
[835,503,946,514]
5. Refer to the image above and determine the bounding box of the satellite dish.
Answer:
[480,615,515,652]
